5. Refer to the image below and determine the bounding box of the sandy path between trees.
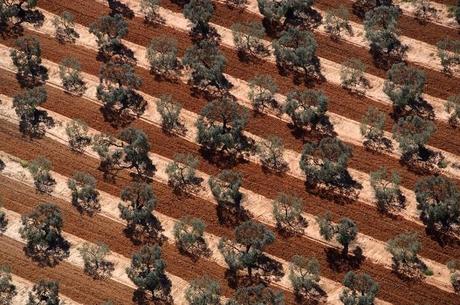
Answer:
[393,0,460,29]
[0,95,454,296]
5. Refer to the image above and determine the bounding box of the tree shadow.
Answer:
[96,42,136,63]
[369,43,408,70]
[108,0,135,19]
[216,203,252,227]
[122,216,166,246]
[294,285,328,305]
[400,147,445,176]
[132,281,173,305]
[176,237,211,262]
[24,238,70,267]
[169,176,204,197]
[325,247,365,273]
[19,110,55,140]
[363,137,393,153]
[305,176,362,205]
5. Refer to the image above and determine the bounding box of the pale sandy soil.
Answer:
[222,0,459,76]
[0,94,454,295]
[394,0,460,29]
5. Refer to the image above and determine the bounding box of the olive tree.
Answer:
[360,107,387,150]
[273,193,305,234]
[65,119,92,152]
[0,201,7,234]
[386,232,426,277]
[257,0,288,31]
[89,14,128,56]
[166,153,200,193]
[92,128,155,180]
[209,170,243,211]
[78,242,114,279]
[185,277,221,305]
[445,94,460,127]
[352,0,393,19]
[0,0,43,34]
[146,36,180,80]
[300,137,353,190]
[218,221,275,278]
[157,94,184,134]
[10,36,48,88]
[392,115,435,160]
[13,86,52,138]
[284,89,329,134]
[183,40,227,93]
[97,57,146,125]
[231,21,269,59]
[196,96,251,157]
[364,5,407,65]
[140,0,162,25]
[173,216,208,258]
[59,57,86,96]
[226,284,284,305]
[257,135,288,173]
[226,0,248,9]
[67,171,100,215]
[273,27,321,81]
[19,203,69,265]
[284,0,321,30]
[52,11,79,44]
[340,58,369,94]
[437,38,460,75]
[415,176,460,235]
[316,214,358,255]
[127,245,171,302]
[27,156,55,193]
[383,63,426,112]
[248,74,278,112]
[340,271,379,305]
[370,167,404,213]
[447,259,460,292]
[0,265,16,305]
[324,6,353,41]
[118,182,162,242]
[27,280,62,305]
[411,0,438,23]
[289,255,322,302]
[183,0,217,43]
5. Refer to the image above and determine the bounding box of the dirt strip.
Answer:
[0,236,135,305]
[28,1,460,156]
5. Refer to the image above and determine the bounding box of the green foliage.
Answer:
[226,0,248,9]
[27,280,61,305]
[0,265,16,305]
[127,245,171,301]
[0,0,43,34]
[231,21,269,59]
[19,203,69,265]
[166,153,200,193]
[273,28,320,80]
[185,277,221,305]
[284,89,329,133]
[173,216,208,258]
[209,170,243,210]
[360,107,386,150]
[257,135,288,173]
[78,242,114,279]
[370,167,404,213]
[218,221,275,278]
[0,202,7,233]
[340,271,379,305]
[59,57,86,95]
[300,137,352,189]
[146,36,180,80]
[183,40,227,93]
[257,0,288,31]
[140,0,162,25]
[157,94,184,134]
[67,171,100,215]
[289,255,321,302]
[28,156,55,193]
[183,0,217,43]
[352,0,393,19]
[316,213,357,255]
[196,96,251,156]
[248,74,278,112]
[118,182,162,242]
[226,284,284,305]
[437,38,460,75]
[92,128,155,179]
[272,193,305,234]
[446,259,460,292]
[97,57,145,125]
[383,63,426,111]
[10,36,48,88]
[89,14,128,54]
[386,232,423,277]
[52,11,79,44]
[13,86,52,138]
[392,115,435,157]
[340,58,369,93]
[411,0,438,23]
[65,119,92,152]
[324,6,353,40]
[445,94,460,127]
[415,176,460,234]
